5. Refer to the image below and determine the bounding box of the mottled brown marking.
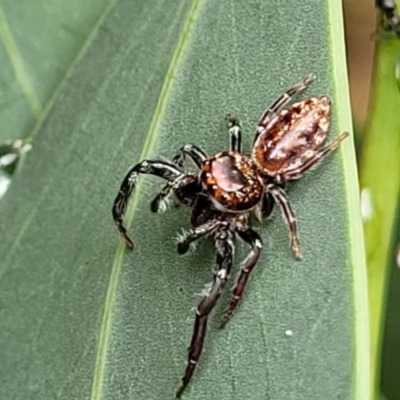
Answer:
[252,96,331,177]
[201,152,263,211]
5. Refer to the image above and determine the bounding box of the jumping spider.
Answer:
[112,75,348,397]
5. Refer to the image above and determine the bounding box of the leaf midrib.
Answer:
[89,1,202,398]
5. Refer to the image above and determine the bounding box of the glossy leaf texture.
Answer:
[0,0,368,399]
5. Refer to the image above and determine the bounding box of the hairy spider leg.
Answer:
[150,174,197,213]
[226,114,242,153]
[254,75,315,144]
[172,144,207,169]
[281,132,349,180]
[150,144,207,212]
[221,227,262,326]
[176,233,234,398]
[176,220,222,254]
[267,184,301,258]
[112,160,183,248]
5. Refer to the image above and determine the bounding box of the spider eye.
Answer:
[201,152,263,212]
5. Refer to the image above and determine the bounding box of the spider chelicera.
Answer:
[112,75,348,397]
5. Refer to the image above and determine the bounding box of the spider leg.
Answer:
[254,75,315,143]
[150,174,198,213]
[176,234,234,398]
[174,179,203,208]
[226,114,242,153]
[176,220,222,254]
[254,191,275,221]
[267,184,301,258]
[221,227,262,326]
[190,194,217,227]
[281,132,349,180]
[112,160,183,248]
[155,144,207,212]
[172,144,207,169]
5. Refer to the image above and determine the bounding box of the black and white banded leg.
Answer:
[267,184,301,258]
[176,233,234,398]
[112,160,184,248]
[227,114,242,153]
[156,144,207,212]
[176,220,222,254]
[172,144,207,169]
[221,227,262,326]
[254,75,315,144]
[150,174,198,213]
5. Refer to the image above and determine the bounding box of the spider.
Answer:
[112,75,348,398]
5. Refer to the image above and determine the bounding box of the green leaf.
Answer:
[0,0,368,399]
[0,0,110,142]
[380,211,400,400]
[360,39,400,399]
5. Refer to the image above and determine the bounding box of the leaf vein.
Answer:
[90,1,202,399]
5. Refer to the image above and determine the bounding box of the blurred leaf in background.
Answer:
[359,3,400,398]
[0,0,368,399]
[0,0,109,143]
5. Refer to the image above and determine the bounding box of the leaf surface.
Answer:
[0,0,109,142]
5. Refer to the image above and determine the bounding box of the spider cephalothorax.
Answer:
[201,151,264,212]
[112,75,348,397]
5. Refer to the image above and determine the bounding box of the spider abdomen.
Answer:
[201,151,263,212]
[253,96,331,177]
